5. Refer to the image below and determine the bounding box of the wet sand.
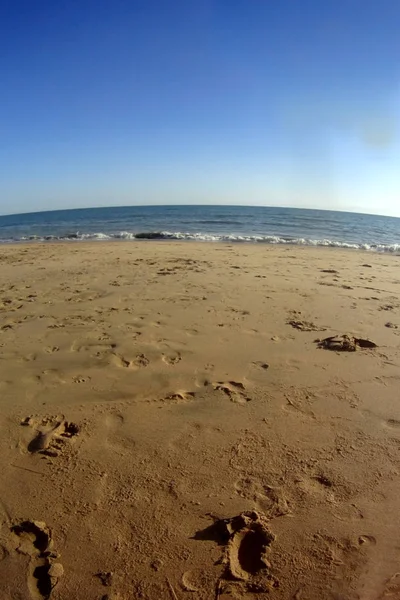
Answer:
[0,242,400,599]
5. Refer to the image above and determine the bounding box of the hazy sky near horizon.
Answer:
[1,0,399,217]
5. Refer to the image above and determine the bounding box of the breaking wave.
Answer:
[2,231,399,252]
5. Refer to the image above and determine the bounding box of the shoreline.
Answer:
[1,238,400,255]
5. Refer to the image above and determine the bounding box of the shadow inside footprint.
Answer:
[232,526,272,577]
[28,423,63,453]
[213,381,250,404]
[11,521,50,553]
[25,419,80,455]
[33,564,53,598]
[193,517,232,545]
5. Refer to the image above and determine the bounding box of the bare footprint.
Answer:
[104,412,135,453]
[135,353,150,367]
[111,354,133,368]
[11,520,63,599]
[380,572,400,598]
[71,342,116,356]
[213,381,250,404]
[194,511,277,591]
[358,535,377,546]
[252,361,270,371]
[163,391,195,403]
[44,347,59,354]
[105,412,125,430]
[162,352,182,365]
[297,472,344,505]
[72,375,91,384]
[287,319,326,332]
[234,477,290,517]
[385,419,400,429]
[110,352,149,369]
[228,513,275,581]
[21,417,80,457]
[283,395,316,419]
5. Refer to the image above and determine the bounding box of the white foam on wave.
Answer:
[114,231,137,239]
[5,231,400,253]
[80,232,111,240]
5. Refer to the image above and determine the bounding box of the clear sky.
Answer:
[1,0,399,216]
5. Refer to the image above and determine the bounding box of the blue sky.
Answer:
[1,0,399,216]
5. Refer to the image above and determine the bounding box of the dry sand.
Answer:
[0,242,400,600]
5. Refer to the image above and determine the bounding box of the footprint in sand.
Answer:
[252,361,270,371]
[134,353,150,367]
[72,375,91,383]
[44,347,59,354]
[358,535,376,546]
[21,416,80,457]
[297,473,339,506]
[105,413,124,429]
[163,391,195,403]
[10,520,63,599]
[33,369,66,385]
[71,342,116,357]
[385,419,400,429]
[234,477,290,517]
[111,353,149,368]
[194,511,277,592]
[185,328,199,337]
[228,514,275,582]
[283,392,316,419]
[104,412,136,453]
[111,354,133,368]
[287,319,326,332]
[380,573,400,598]
[95,570,113,586]
[162,352,182,365]
[212,381,250,404]
[181,567,221,593]
[122,326,143,338]
[315,335,377,352]
[22,353,38,362]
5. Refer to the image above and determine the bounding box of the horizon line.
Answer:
[1,203,400,220]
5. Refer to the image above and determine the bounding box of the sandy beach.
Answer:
[0,241,400,600]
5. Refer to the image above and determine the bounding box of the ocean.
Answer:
[0,205,400,253]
